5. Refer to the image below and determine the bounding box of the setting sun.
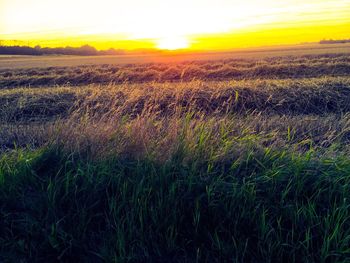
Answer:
[156,36,190,50]
[0,0,350,50]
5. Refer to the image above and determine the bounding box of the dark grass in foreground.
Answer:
[1,112,350,262]
[1,144,350,262]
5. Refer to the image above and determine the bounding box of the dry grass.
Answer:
[2,77,350,124]
[1,53,350,88]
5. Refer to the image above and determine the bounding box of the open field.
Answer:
[1,48,350,262]
[1,43,350,69]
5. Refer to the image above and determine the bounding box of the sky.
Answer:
[1,0,350,50]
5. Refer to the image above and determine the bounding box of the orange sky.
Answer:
[1,0,350,50]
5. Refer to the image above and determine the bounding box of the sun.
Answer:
[156,36,190,50]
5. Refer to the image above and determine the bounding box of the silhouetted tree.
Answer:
[0,45,126,56]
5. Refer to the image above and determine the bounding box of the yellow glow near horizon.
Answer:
[1,0,350,50]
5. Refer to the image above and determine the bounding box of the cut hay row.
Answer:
[1,54,350,88]
[1,77,350,123]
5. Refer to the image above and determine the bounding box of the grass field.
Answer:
[1,47,350,262]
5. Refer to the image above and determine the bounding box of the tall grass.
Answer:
[1,130,350,262]
[1,101,350,261]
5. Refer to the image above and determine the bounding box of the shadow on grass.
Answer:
[1,146,350,262]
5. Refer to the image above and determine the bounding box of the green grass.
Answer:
[1,142,350,262]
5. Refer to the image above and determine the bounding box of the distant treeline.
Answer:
[320,39,350,44]
[0,45,126,56]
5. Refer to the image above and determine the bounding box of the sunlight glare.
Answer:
[156,36,190,50]
[1,0,350,50]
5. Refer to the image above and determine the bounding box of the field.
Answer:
[1,42,350,69]
[1,47,350,262]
